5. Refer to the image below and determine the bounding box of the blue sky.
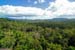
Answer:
[0,0,55,9]
[0,0,75,19]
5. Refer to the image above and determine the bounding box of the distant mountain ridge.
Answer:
[50,18,68,21]
[5,17,75,22]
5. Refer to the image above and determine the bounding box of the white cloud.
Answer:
[47,0,75,17]
[0,5,53,19]
[0,5,45,16]
[34,1,38,4]
[34,0,45,4]
[38,0,45,3]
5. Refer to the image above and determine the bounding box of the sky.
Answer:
[0,0,75,19]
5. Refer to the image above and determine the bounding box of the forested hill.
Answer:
[0,18,75,50]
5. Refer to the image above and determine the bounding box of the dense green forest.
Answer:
[0,18,75,50]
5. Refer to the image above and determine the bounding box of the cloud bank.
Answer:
[0,5,45,16]
[0,0,75,19]
[0,5,52,19]
[48,0,75,16]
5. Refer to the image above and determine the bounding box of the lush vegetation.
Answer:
[0,18,75,50]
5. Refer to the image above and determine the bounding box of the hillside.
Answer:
[0,18,75,50]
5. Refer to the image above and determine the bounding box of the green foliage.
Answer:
[0,19,75,50]
[68,46,75,50]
